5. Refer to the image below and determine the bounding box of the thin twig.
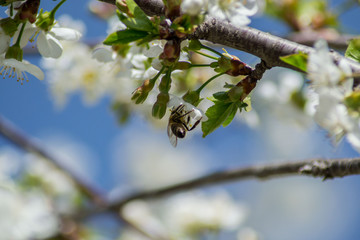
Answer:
[0,116,105,206]
[0,116,169,240]
[104,158,360,211]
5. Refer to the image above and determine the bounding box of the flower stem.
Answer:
[50,0,67,18]
[150,66,166,84]
[190,64,212,68]
[196,72,225,93]
[200,43,223,57]
[14,22,26,47]
[193,50,219,60]
[10,3,14,17]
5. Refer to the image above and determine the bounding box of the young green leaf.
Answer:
[213,91,230,101]
[103,29,149,45]
[222,107,237,127]
[117,10,154,32]
[345,38,360,62]
[202,101,238,137]
[280,52,308,72]
[125,0,153,29]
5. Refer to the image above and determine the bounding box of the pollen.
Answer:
[0,65,29,85]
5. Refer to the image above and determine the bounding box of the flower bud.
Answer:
[226,56,253,76]
[345,91,360,115]
[0,18,19,36]
[160,39,181,63]
[116,0,133,17]
[159,19,172,39]
[17,0,40,24]
[188,39,202,51]
[158,74,172,93]
[229,76,256,101]
[182,90,201,106]
[131,79,155,104]
[35,9,55,31]
[175,61,191,70]
[152,92,170,119]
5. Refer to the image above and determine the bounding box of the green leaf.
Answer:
[103,29,149,45]
[125,0,154,30]
[202,101,237,137]
[280,52,308,72]
[345,38,360,62]
[222,107,237,127]
[126,0,139,15]
[117,10,154,32]
[213,91,230,101]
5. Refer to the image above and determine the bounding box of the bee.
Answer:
[167,104,202,147]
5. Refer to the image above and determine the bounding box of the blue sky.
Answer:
[1,1,360,240]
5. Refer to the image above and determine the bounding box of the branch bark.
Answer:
[105,158,360,211]
[100,0,360,74]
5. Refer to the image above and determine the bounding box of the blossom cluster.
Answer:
[0,0,81,84]
[307,40,360,151]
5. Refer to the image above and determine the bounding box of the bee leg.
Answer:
[173,109,194,121]
[188,117,202,131]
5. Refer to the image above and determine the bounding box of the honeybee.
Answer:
[167,104,202,147]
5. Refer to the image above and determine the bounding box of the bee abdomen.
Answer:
[172,125,186,138]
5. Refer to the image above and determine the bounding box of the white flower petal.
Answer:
[50,27,82,41]
[92,47,115,63]
[37,32,63,58]
[0,28,11,54]
[144,45,163,58]
[1,57,44,81]
[18,27,37,48]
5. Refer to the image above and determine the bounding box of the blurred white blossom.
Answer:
[164,191,248,235]
[0,185,59,240]
[181,0,207,16]
[208,0,260,26]
[120,191,247,239]
[307,40,360,151]
[255,70,313,127]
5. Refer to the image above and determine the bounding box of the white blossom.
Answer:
[131,54,159,80]
[41,42,125,106]
[164,191,248,235]
[16,20,82,59]
[0,182,59,240]
[0,26,11,54]
[256,70,313,127]
[307,40,360,151]
[314,91,356,142]
[308,40,353,94]
[181,0,207,16]
[0,55,44,83]
[208,0,259,26]
[168,95,208,122]
[25,156,80,214]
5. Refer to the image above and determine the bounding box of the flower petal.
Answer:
[51,27,82,41]
[92,47,115,63]
[37,32,63,58]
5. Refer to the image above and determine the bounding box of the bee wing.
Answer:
[167,124,178,147]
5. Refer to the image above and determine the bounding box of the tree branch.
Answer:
[103,0,360,74]
[192,18,360,73]
[286,30,355,50]
[0,116,105,206]
[105,158,360,211]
